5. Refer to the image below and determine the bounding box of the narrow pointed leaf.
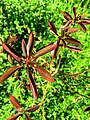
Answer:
[9,94,22,112]
[65,37,81,45]
[64,20,72,28]
[48,21,56,30]
[66,28,78,34]
[25,114,32,120]
[73,7,76,20]
[33,43,57,60]
[22,39,27,58]
[78,22,86,32]
[82,19,90,25]
[48,21,58,35]
[67,45,81,52]
[26,67,38,99]
[51,39,60,59]
[0,66,22,83]
[61,11,72,20]
[63,21,68,25]
[2,42,22,62]
[6,113,22,120]
[62,40,66,47]
[84,106,90,112]
[6,36,18,44]
[26,32,34,58]
[25,103,40,112]
[8,54,13,64]
[34,65,54,82]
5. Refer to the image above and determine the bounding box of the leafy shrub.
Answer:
[0,0,90,120]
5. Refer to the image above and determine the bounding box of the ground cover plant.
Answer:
[0,0,90,120]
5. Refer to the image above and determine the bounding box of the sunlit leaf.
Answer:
[82,19,90,25]
[48,21,58,35]
[84,106,90,112]
[6,36,18,44]
[26,32,34,58]
[34,65,54,82]
[9,94,22,112]
[22,39,27,58]
[61,11,72,20]
[65,37,81,45]
[6,113,22,120]
[80,14,86,19]
[67,45,81,52]
[78,22,86,32]
[0,66,22,83]
[2,42,22,62]
[51,39,60,59]
[64,20,72,28]
[26,67,38,99]
[66,28,78,34]
[25,103,40,112]
[8,54,13,64]
[33,43,57,59]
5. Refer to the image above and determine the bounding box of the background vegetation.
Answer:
[0,0,90,119]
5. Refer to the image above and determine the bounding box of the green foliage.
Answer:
[0,0,90,120]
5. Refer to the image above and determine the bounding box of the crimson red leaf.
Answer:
[34,64,54,82]
[78,22,86,32]
[25,103,40,112]
[26,67,38,99]
[9,94,22,112]
[6,36,18,44]
[84,106,90,112]
[26,32,34,58]
[0,66,22,83]
[61,11,72,20]
[22,39,27,58]
[65,37,81,45]
[73,7,76,20]
[67,45,81,52]
[6,113,22,120]
[2,42,22,62]
[25,114,32,120]
[33,43,57,60]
